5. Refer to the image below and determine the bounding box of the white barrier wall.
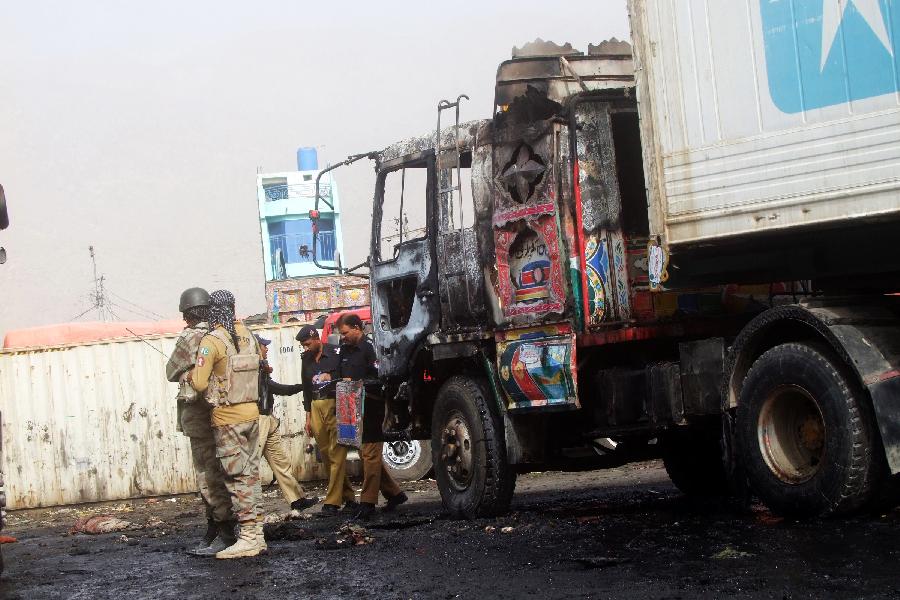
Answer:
[0,323,328,509]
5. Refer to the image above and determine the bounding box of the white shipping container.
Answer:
[629,0,900,246]
[0,323,329,509]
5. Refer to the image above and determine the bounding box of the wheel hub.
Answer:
[383,440,420,469]
[440,412,473,489]
[757,384,826,484]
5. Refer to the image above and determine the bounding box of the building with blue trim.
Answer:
[257,147,345,281]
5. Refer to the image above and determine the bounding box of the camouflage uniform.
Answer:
[212,420,262,524]
[191,320,262,526]
[165,322,232,523]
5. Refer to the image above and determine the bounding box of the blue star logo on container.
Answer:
[760,0,898,113]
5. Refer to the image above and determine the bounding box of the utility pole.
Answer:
[88,246,111,321]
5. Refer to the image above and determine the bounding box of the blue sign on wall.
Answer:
[761,0,899,113]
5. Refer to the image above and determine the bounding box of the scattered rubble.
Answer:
[315,524,374,550]
[71,515,133,535]
[264,522,315,542]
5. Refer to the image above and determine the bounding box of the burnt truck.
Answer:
[315,10,900,518]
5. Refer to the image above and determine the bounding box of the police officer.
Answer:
[255,334,319,514]
[190,290,265,559]
[335,313,407,520]
[165,287,236,555]
[297,325,357,515]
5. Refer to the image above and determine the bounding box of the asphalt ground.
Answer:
[2,460,899,600]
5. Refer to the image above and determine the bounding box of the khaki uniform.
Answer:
[310,398,356,506]
[258,414,306,504]
[338,338,402,506]
[360,441,401,504]
[165,322,232,522]
[191,322,261,525]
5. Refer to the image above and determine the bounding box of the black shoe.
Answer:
[320,504,340,515]
[353,503,376,521]
[383,491,408,513]
[340,500,360,515]
[291,496,319,512]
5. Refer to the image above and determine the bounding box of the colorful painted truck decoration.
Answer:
[316,5,900,522]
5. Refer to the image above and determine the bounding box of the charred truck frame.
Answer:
[314,38,900,519]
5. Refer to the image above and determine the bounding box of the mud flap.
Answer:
[869,375,900,474]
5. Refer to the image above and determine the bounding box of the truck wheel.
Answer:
[737,342,880,517]
[661,423,729,496]
[431,376,516,518]
[383,439,433,481]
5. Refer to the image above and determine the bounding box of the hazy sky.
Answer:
[0,0,630,338]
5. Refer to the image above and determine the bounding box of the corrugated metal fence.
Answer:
[0,323,329,509]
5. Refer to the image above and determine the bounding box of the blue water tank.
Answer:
[297,147,318,171]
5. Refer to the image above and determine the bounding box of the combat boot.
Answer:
[190,519,238,558]
[255,522,267,552]
[215,523,265,559]
[185,518,218,555]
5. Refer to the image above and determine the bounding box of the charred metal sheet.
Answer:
[495,40,634,108]
[648,361,684,426]
[593,368,647,426]
[430,341,480,362]
[512,39,581,58]
[370,150,441,380]
[438,227,486,329]
[679,338,725,416]
[472,141,498,274]
[377,121,484,168]
[491,131,554,222]
[370,244,439,378]
[575,102,621,231]
[588,38,633,56]
[426,331,492,345]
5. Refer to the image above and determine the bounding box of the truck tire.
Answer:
[383,439,433,481]
[737,342,880,517]
[661,423,729,497]
[431,375,516,518]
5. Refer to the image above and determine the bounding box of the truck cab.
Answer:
[356,36,900,519]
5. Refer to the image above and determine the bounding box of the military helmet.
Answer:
[179,287,210,313]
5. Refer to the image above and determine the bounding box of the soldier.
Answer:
[335,313,407,521]
[255,334,319,514]
[190,290,265,559]
[297,325,357,515]
[165,287,236,556]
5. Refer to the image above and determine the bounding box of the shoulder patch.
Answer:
[197,356,205,367]
[200,347,210,355]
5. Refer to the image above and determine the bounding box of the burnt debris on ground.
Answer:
[2,462,899,600]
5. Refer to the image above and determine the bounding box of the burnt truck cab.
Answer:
[362,40,900,518]
[365,39,740,516]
